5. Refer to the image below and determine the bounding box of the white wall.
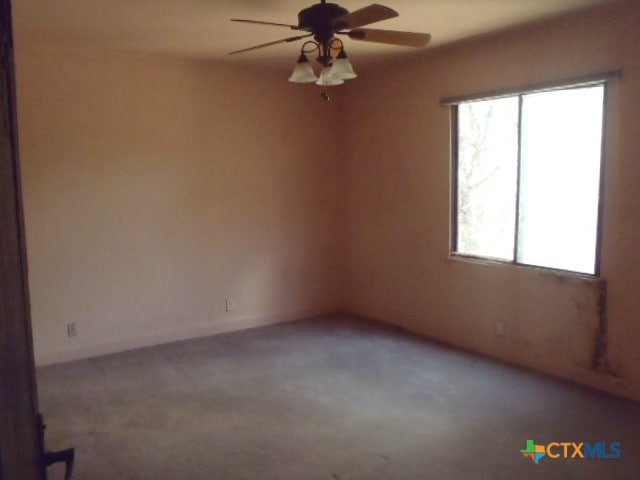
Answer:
[340,1,640,401]
[15,1,640,402]
[16,46,344,365]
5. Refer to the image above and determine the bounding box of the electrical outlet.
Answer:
[67,322,78,337]
[226,298,235,312]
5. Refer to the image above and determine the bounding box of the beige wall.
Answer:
[15,1,640,401]
[341,1,640,401]
[16,47,344,365]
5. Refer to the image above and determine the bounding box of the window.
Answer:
[451,83,606,275]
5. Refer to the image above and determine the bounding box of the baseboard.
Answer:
[344,309,640,403]
[35,309,335,366]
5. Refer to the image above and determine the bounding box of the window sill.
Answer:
[448,253,601,282]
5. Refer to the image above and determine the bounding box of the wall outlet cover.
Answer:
[226,298,235,312]
[67,323,78,337]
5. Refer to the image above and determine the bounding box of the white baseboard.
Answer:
[35,309,333,366]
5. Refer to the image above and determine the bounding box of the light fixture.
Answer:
[330,49,357,80]
[316,66,344,86]
[288,38,356,87]
[288,53,318,83]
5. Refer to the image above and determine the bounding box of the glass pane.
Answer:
[457,97,519,260]
[517,86,604,274]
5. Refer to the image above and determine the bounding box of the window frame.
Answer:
[444,71,618,277]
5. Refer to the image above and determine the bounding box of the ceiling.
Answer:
[12,0,615,65]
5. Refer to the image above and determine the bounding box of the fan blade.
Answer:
[331,4,398,30]
[228,34,313,55]
[348,28,431,47]
[231,19,308,31]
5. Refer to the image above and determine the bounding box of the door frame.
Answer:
[0,0,45,478]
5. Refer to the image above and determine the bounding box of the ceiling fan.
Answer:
[229,1,431,87]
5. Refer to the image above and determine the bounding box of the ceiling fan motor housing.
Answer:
[298,2,349,33]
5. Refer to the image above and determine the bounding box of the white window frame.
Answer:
[442,71,619,276]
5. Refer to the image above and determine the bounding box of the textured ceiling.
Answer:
[12,0,615,64]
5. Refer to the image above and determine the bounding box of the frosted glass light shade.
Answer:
[315,66,344,86]
[330,58,357,80]
[288,62,318,83]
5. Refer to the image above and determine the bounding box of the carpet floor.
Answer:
[37,314,640,479]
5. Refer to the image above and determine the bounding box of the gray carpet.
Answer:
[38,314,640,479]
